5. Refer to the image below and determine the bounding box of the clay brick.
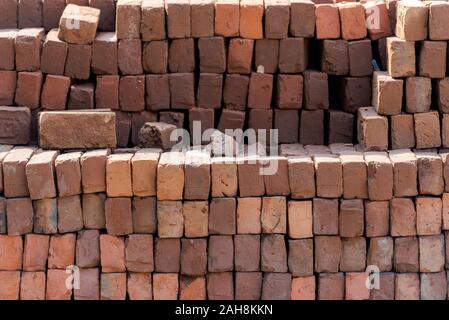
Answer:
[443,115,449,148]
[262,272,292,300]
[105,198,133,235]
[157,152,185,200]
[0,29,17,71]
[276,74,303,110]
[348,39,372,77]
[196,73,223,109]
[395,0,428,41]
[3,147,35,198]
[91,32,118,75]
[67,83,95,110]
[405,77,431,113]
[152,273,178,300]
[58,195,83,233]
[414,112,441,149]
[443,194,449,230]
[315,4,340,39]
[46,269,72,300]
[429,1,449,40]
[126,272,152,300]
[338,3,366,40]
[41,75,71,111]
[169,73,195,109]
[239,0,263,39]
[291,276,315,300]
[254,39,279,73]
[335,77,372,113]
[15,28,44,71]
[181,238,207,276]
[278,38,307,74]
[0,71,16,105]
[208,235,233,273]
[357,108,388,151]
[365,152,393,201]
[116,0,141,39]
[65,44,92,80]
[314,236,341,273]
[367,236,393,272]
[365,201,389,237]
[20,271,46,300]
[130,149,159,197]
[247,73,273,109]
[55,152,81,197]
[41,30,67,75]
[236,197,261,234]
[76,230,99,268]
[339,199,364,237]
[364,1,392,40]
[417,153,444,196]
[119,75,145,112]
[145,75,170,111]
[418,41,446,78]
[198,37,226,73]
[237,156,265,197]
[26,151,58,200]
[48,233,76,269]
[73,267,100,300]
[263,156,290,196]
[179,276,206,300]
[233,234,260,272]
[317,273,344,300]
[166,0,191,39]
[125,234,153,272]
[313,198,339,235]
[188,108,215,137]
[223,74,249,111]
[372,71,403,116]
[141,0,166,41]
[214,0,239,37]
[419,235,445,272]
[235,272,262,300]
[388,150,418,197]
[0,107,30,146]
[420,271,447,300]
[100,234,125,272]
[340,153,368,199]
[416,197,442,236]
[314,155,343,198]
[0,235,23,270]
[345,272,370,300]
[209,198,236,235]
[390,114,415,149]
[287,200,312,239]
[182,201,208,238]
[210,157,237,198]
[340,237,366,272]
[168,38,194,73]
[394,236,419,272]
[0,271,20,299]
[261,234,287,272]
[106,153,132,197]
[274,110,299,143]
[100,273,126,300]
[41,0,65,29]
[288,156,315,199]
[130,197,156,233]
[157,201,184,238]
[22,234,49,271]
[288,239,313,276]
[142,41,168,74]
[321,40,348,75]
[227,38,253,74]
[154,238,180,272]
[218,109,245,131]
[33,199,57,234]
[0,0,18,28]
[390,197,416,237]
[303,71,328,111]
[90,0,115,31]
[191,0,214,38]
[81,149,109,193]
[260,196,286,234]
[14,71,42,109]
[370,272,395,300]
[58,4,99,44]
[386,37,415,78]
[395,273,419,300]
[290,0,315,38]
[207,272,234,300]
[6,198,33,236]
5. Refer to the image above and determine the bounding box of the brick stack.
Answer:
[0,143,448,300]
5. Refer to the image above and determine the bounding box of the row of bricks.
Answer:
[0,70,327,111]
[3,192,449,237]
[0,0,396,41]
[2,270,448,300]
[6,145,449,200]
[1,232,449,274]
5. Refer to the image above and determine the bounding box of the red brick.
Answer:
[338,3,366,40]
[261,272,292,300]
[318,273,344,300]
[91,32,118,75]
[209,198,236,235]
[40,75,71,110]
[390,114,415,149]
[166,0,191,39]
[345,272,370,300]
[142,40,168,74]
[394,236,419,273]
[276,74,303,109]
[227,38,254,74]
[80,149,109,193]
[153,273,179,300]
[146,74,170,111]
[240,0,263,39]
[169,73,195,109]
[370,272,395,300]
[100,235,125,273]
[313,198,338,235]
[0,235,23,270]
[67,82,94,110]
[395,273,419,300]
[314,236,341,273]
[65,44,92,80]
[288,156,315,199]
[261,234,287,273]
[6,198,33,236]
[22,234,49,272]
[183,201,208,238]
[387,37,416,78]
[365,201,389,237]
[141,0,165,40]
[125,234,153,272]
[207,272,234,300]
[198,37,226,73]
[181,238,207,276]
[157,152,185,200]
[367,236,393,272]
[119,75,145,112]
[235,272,262,300]
[115,0,141,39]
[132,197,157,234]
[118,39,143,75]
[291,276,315,300]
[248,73,273,109]
[290,0,315,38]
[90,0,115,31]
[315,4,340,40]
[395,1,428,41]
[168,38,195,73]
[157,201,184,238]
[300,110,324,145]
[26,150,58,200]
[76,230,100,268]
[58,195,83,233]
[0,271,20,300]
[48,233,76,269]
[264,0,289,39]
[288,239,313,277]
[14,71,42,109]
[105,198,133,236]
[340,237,366,272]
[0,71,16,105]
[46,269,72,300]
[215,0,239,37]
[234,234,260,272]
[15,28,44,71]
[364,1,392,40]
[127,272,152,300]
[40,29,67,75]
[179,276,206,300]
[419,235,445,273]
[196,73,223,109]
[254,39,279,73]
[20,271,45,300]
[0,29,17,71]
[154,238,180,273]
[73,268,100,300]
[339,199,364,237]
[100,273,126,300]
[0,0,18,28]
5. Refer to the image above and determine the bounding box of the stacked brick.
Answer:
[0,0,392,147]
[0,143,449,300]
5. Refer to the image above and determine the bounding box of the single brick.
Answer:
[100,235,125,273]
[157,201,184,238]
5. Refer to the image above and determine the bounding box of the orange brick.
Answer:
[100,273,126,300]
[211,157,238,197]
[105,197,133,236]
[157,152,185,201]
[0,235,23,270]
[338,3,367,40]
[215,0,240,37]
[179,276,207,300]
[345,272,370,300]
[157,201,184,238]
[81,149,110,193]
[57,195,83,233]
[315,4,340,39]
[48,233,76,269]
[106,153,133,197]
[239,0,263,39]
[55,151,82,197]
[20,271,46,300]
[0,271,20,300]
[314,155,343,198]
[3,147,35,198]
[127,272,152,300]
[153,273,179,300]
[22,234,49,271]
[291,276,315,300]
[287,200,312,239]
[183,201,209,238]
[46,269,72,300]
[100,235,125,273]
[131,149,159,197]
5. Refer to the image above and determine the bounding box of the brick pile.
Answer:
[0,143,448,300]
